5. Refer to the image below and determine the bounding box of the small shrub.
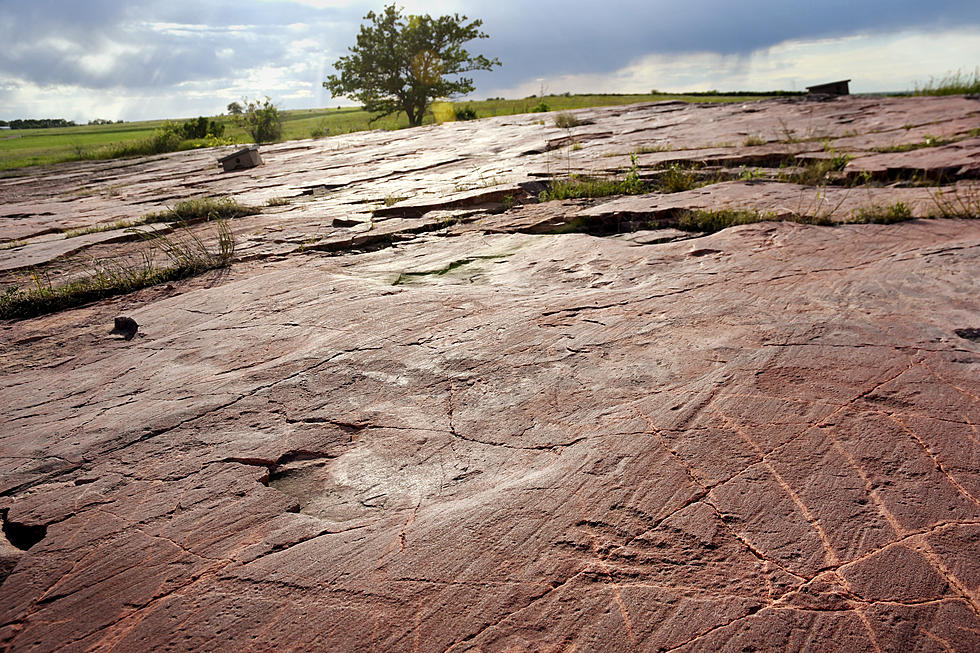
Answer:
[554,112,582,129]
[531,102,550,113]
[267,196,291,207]
[237,97,282,143]
[310,120,331,139]
[454,105,478,121]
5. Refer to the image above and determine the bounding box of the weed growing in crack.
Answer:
[267,196,292,206]
[743,135,766,146]
[677,209,790,232]
[929,185,980,219]
[538,156,705,202]
[872,135,952,153]
[383,194,408,206]
[850,201,913,223]
[779,155,851,185]
[656,164,700,193]
[554,112,583,129]
[0,221,236,320]
[62,197,258,239]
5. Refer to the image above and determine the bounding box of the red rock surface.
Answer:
[1,95,979,651]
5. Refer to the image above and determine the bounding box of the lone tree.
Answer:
[324,4,500,127]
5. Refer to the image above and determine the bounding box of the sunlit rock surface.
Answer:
[1,95,979,651]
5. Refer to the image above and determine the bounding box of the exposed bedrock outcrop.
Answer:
[1,95,978,651]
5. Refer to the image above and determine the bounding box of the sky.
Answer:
[1,0,978,123]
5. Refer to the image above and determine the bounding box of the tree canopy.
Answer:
[324,4,500,127]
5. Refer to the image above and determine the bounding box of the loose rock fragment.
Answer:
[109,316,139,340]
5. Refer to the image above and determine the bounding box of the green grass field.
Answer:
[0,93,769,171]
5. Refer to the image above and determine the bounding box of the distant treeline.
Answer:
[1,118,78,129]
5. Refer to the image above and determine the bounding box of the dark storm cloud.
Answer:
[465,0,980,89]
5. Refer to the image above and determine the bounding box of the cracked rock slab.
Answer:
[1,95,979,652]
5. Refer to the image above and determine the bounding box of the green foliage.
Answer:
[454,105,478,121]
[324,4,500,127]
[657,164,700,193]
[780,155,851,185]
[538,156,704,202]
[743,135,766,146]
[554,112,582,129]
[7,118,76,129]
[872,135,951,153]
[538,176,626,201]
[0,221,235,320]
[530,102,550,113]
[310,119,331,138]
[676,209,831,233]
[141,197,261,224]
[236,97,282,143]
[913,68,980,96]
[678,209,780,232]
[227,101,244,115]
[175,116,225,140]
[383,194,408,206]
[851,201,913,223]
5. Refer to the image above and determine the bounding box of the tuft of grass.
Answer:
[538,156,704,202]
[851,201,913,224]
[677,209,790,232]
[538,176,627,201]
[554,112,582,129]
[383,194,408,206]
[743,135,766,146]
[141,196,260,224]
[679,199,929,235]
[0,221,235,320]
[780,154,851,185]
[267,196,291,206]
[913,68,980,96]
[61,197,259,239]
[656,164,701,193]
[1,240,29,250]
[872,135,951,153]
